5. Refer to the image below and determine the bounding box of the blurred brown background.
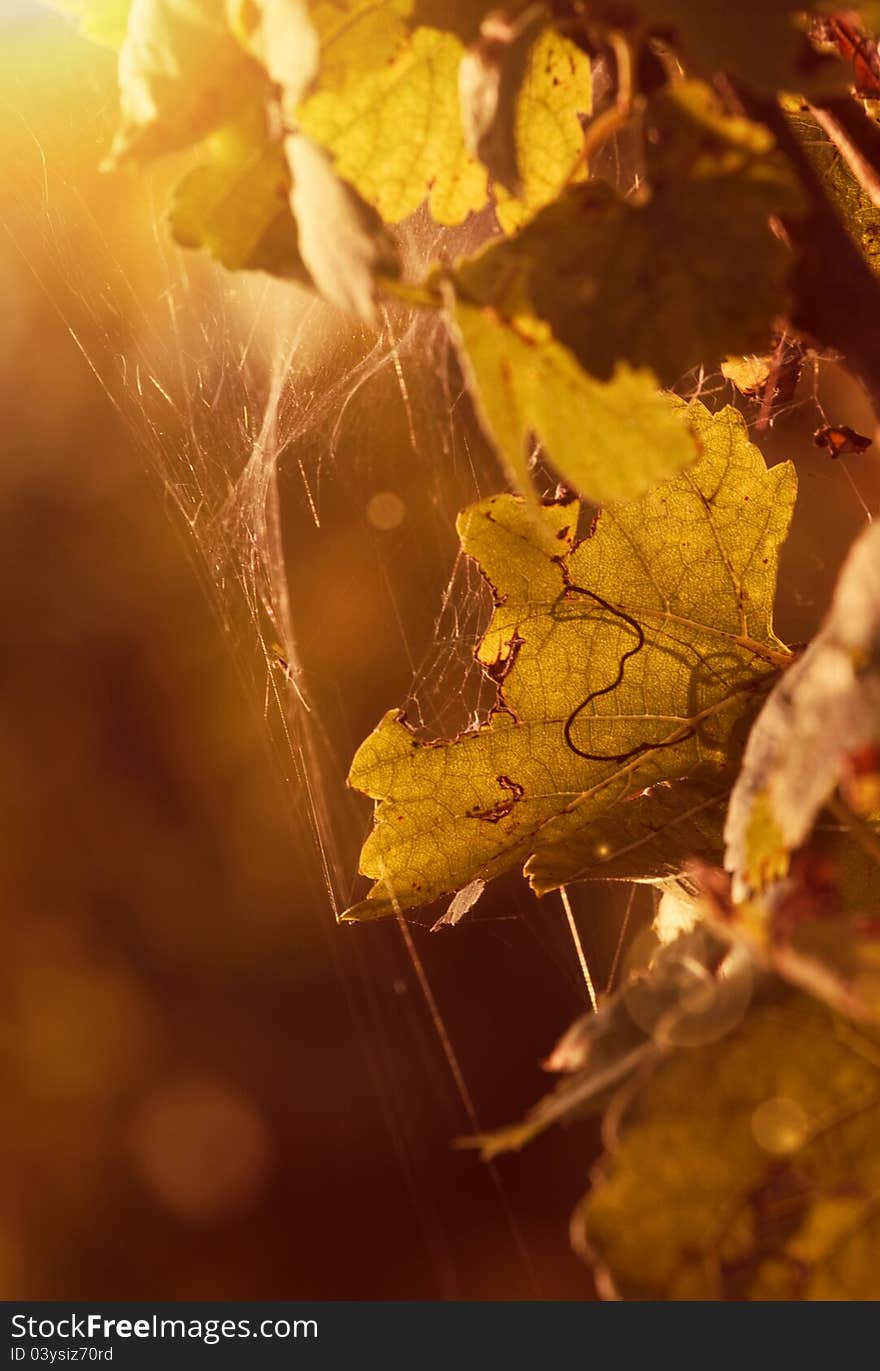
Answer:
[1,3,878,1301]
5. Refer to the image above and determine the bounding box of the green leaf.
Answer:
[453,82,800,391]
[785,101,880,277]
[344,403,796,921]
[725,519,880,898]
[299,25,488,225]
[168,104,306,276]
[578,989,880,1300]
[40,0,131,48]
[107,0,269,163]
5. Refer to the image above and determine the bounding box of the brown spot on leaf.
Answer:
[467,774,525,823]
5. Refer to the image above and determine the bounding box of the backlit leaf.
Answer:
[452,82,800,391]
[491,27,592,234]
[286,134,400,319]
[344,404,795,921]
[459,9,547,195]
[449,298,697,504]
[107,0,268,163]
[168,104,307,276]
[785,101,880,276]
[299,25,488,225]
[578,989,880,1300]
[725,519,880,898]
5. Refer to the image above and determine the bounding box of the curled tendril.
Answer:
[560,581,695,764]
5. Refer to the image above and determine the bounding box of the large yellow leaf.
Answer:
[299,25,487,225]
[344,403,796,921]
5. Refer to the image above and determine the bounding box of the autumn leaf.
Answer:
[459,9,551,195]
[449,299,697,504]
[578,988,880,1299]
[490,27,592,234]
[452,82,800,393]
[106,0,269,163]
[168,104,307,276]
[299,25,488,226]
[725,519,880,898]
[467,923,755,1158]
[591,0,843,93]
[285,134,400,319]
[525,773,730,891]
[299,19,589,228]
[785,101,880,276]
[344,403,796,921]
[306,0,413,94]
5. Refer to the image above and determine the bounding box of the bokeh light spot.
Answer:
[131,1079,271,1221]
[367,491,405,530]
[751,1096,809,1156]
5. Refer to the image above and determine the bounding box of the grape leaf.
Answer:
[725,520,880,898]
[41,0,131,47]
[452,82,800,392]
[785,101,880,276]
[526,773,730,891]
[285,134,400,319]
[168,104,307,276]
[306,0,413,94]
[107,0,269,163]
[468,924,755,1158]
[591,1,841,93]
[449,301,697,504]
[578,989,880,1300]
[459,9,549,195]
[490,27,592,234]
[299,18,589,228]
[299,25,488,226]
[229,0,320,108]
[343,403,796,922]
